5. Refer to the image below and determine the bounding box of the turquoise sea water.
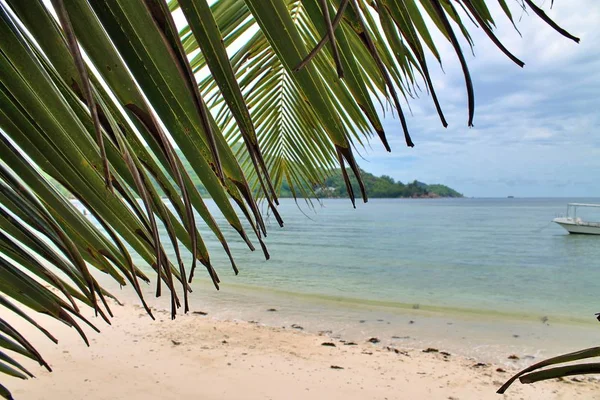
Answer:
[195,198,600,320]
[89,197,600,362]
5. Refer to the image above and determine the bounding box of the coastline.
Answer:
[5,297,599,400]
[118,277,600,366]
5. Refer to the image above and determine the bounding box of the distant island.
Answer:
[277,169,463,199]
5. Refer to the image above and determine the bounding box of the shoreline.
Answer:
[5,298,600,400]
[184,277,598,326]
[89,275,600,367]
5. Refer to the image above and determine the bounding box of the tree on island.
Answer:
[315,170,463,198]
[0,0,588,398]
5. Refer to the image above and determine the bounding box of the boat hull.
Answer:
[553,218,600,235]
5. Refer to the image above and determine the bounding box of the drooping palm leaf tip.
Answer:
[0,0,579,397]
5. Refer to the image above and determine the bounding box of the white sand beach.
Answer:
[5,297,599,400]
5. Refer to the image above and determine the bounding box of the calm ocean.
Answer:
[196,198,600,319]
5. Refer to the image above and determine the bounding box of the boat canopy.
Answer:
[568,203,600,208]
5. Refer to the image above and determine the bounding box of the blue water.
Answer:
[188,198,600,322]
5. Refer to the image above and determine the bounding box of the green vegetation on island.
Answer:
[295,169,462,199]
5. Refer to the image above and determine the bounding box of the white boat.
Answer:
[553,203,600,235]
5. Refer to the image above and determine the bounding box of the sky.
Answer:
[358,1,600,198]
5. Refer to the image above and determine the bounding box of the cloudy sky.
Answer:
[358,1,600,197]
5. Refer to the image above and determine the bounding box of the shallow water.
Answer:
[198,198,600,319]
[86,197,600,363]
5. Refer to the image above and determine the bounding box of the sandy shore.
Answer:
[4,298,600,400]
